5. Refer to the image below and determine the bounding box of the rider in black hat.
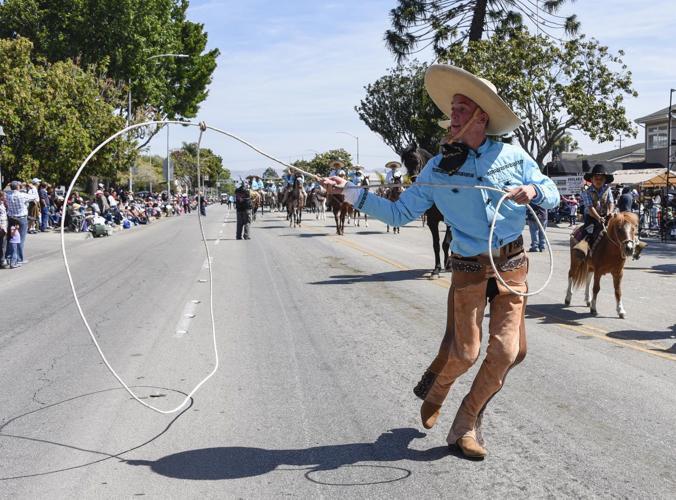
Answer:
[573,164,615,257]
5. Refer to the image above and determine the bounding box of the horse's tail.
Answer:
[569,239,588,288]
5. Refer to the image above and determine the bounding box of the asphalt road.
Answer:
[1,205,674,498]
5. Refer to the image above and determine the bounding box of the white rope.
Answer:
[61,120,219,414]
[62,120,553,414]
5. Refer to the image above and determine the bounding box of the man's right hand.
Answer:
[321,176,348,195]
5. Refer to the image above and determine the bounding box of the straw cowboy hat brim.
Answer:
[385,161,401,169]
[425,65,522,136]
[329,160,345,169]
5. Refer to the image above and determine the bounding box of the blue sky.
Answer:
[148,0,676,175]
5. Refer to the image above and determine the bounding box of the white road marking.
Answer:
[174,301,199,338]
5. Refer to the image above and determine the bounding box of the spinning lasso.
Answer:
[61,120,552,413]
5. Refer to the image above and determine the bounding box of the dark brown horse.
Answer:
[384,179,404,234]
[564,212,640,318]
[286,178,305,227]
[401,143,452,278]
[327,193,352,235]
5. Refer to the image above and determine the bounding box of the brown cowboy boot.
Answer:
[420,401,442,429]
[454,434,487,459]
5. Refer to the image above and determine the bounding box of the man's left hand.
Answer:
[507,185,537,205]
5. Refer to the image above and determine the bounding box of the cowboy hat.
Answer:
[424,65,521,136]
[584,164,615,184]
[353,164,364,171]
[385,161,401,169]
[328,160,345,170]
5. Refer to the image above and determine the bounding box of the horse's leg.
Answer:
[584,269,593,307]
[590,272,601,316]
[298,206,302,227]
[442,225,451,271]
[565,272,574,306]
[613,269,626,318]
[387,224,390,233]
[428,220,442,278]
[364,213,368,228]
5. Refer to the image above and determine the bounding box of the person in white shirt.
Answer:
[384,161,402,185]
[328,160,345,178]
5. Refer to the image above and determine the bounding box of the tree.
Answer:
[262,167,279,180]
[0,37,132,184]
[303,149,353,177]
[441,29,637,165]
[356,61,444,155]
[385,0,580,62]
[0,0,219,121]
[170,141,229,193]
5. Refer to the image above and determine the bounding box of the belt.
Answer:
[451,236,525,273]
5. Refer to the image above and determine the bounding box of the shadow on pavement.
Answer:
[126,428,450,482]
[607,324,676,342]
[0,386,192,481]
[310,269,442,285]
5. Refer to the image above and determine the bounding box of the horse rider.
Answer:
[384,161,402,185]
[328,160,345,178]
[573,164,615,259]
[351,165,369,187]
[323,64,559,459]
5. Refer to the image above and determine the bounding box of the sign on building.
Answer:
[553,175,584,195]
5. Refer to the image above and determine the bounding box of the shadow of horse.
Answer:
[607,324,676,342]
[309,269,438,285]
[126,428,449,481]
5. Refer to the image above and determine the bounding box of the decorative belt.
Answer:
[451,236,526,273]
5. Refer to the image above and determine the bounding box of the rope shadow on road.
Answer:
[126,427,452,482]
[0,386,193,481]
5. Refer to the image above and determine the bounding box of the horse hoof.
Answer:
[564,298,571,306]
[619,312,626,319]
[585,301,591,307]
[591,309,598,316]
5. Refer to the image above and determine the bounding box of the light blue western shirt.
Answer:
[346,139,560,257]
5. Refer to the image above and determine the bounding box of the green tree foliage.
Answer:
[356,61,444,155]
[0,0,219,121]
[297,149,353,177]
[385,0,579,62]
[0,37,131,184]
[442,29,637,165]
[170,141,230,192]
[262,167,279,180]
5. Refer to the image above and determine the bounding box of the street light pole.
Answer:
[0,125,5,188]
[336,131,359,164]
[127,53,188,194]
[662,88,674,242]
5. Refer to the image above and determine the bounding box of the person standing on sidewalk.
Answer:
[5,181,38,265]
[0,191,8,269]
[235,183,252,240]
[526,201,547,252]
[39,182,51,231]
[323,64,559,459]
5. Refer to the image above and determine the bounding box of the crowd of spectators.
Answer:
[1,178,206,270]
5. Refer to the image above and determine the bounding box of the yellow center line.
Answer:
[303,221,674,362]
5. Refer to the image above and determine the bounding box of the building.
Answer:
[635,105,676,167]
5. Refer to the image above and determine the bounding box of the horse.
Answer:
[401,143,452,278]
[327,193,352,235]
[383,180,404,234]
[310,187,327,221]
[286,178,305,227]
[351,178,369,228]
[564,212,639,318]
[250,191,261,221]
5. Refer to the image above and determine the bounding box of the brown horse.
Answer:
[327,193,352,235]
[250,191,261,221]
[286,178,305,228]
[401,144,452,278]
[564,212,639,318]
[384,181,404,234]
